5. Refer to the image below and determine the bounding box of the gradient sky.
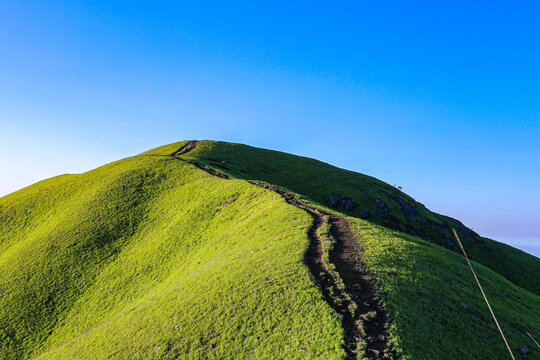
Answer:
[1,1,539,256]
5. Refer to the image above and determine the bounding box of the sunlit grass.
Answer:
[1,154,344,359]
[1,140,539,359]
[349,219,540,359]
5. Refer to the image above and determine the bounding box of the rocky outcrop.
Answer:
[327,195,356,212]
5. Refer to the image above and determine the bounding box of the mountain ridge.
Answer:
[150,140,539,295]
[1,139,538,359]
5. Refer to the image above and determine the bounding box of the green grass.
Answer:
[348,218,540,359]
[1,154,345,359]
[175,140,540,296]
[2,139,539,359]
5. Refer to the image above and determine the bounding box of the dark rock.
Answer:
[341,199,356,211]
[374,199,390,219]
[392,196,417,217]
[327,195,356,211]
[472,310,489,323]
[329,195,341,207]
[358,209,369,219]
[447,238,457,249]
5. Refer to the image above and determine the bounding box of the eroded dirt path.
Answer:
[328,215,393,359]
[171,141,395,359]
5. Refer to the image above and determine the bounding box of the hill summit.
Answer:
[1,140,538,359]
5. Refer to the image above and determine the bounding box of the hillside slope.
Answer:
[171,140,540,296]
[1,139,538,359]
[0,153,345,359]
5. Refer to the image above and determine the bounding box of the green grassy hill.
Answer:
[177,140,540,296]
[1,140,538,359]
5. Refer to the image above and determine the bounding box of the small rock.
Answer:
[341,198,356,211]
[328,195,355,211]
[460,303,468,310]
[447,238,457,249]
[298,347,305,352]
[393,196,416,217]
[329,195,341,207]
[374,199,390,219]
[358,209,369,218]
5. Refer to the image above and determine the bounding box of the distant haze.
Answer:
[493,237,540,259]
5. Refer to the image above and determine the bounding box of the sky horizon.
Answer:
[1,1,539,257]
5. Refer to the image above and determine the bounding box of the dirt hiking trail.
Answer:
[172,140,396,360]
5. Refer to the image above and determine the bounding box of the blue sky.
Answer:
[1,1,539,256]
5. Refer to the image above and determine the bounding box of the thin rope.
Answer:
[527,331,540,350]
[452,229,516,360]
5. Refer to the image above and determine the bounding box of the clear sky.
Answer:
[1,1,539,256]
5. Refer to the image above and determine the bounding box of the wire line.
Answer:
[452,229,516,360]
[527,331,540,350]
